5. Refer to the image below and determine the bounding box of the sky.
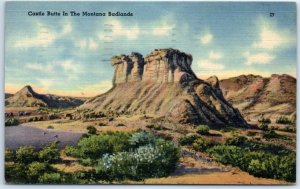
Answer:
[5,2,297,97]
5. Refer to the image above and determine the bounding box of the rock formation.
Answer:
[81,48,248,127]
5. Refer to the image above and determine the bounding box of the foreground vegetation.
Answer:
[5,131,180,184]
[179,132,296,182]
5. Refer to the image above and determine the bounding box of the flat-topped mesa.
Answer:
[143,48,195,83]
[111,52,144,85]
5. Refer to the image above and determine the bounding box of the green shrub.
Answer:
[15,146,37,164]
[258,117,271,124]
[38,143,60,163]
[263,130,280,139]
[5,162,27,183]
[26,162,50,183]
[196,125,210,135]
[207,145,296,182]
[87,126,97,135]
[73,132,131,160]
[79,158,94,166]
[96,140,179,181]
[64,146,78,157]
[128,131,156,148]
[47,125,54,129]
[38,173,62,184]
[178,135,199,146]
[226,136,247,146]
[192,137,212,151]
[5,149,15,161]
[276,116,293,125]
[5,118,19,126]
[258,122,269,130]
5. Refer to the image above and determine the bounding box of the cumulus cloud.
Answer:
[243,51,275,65]
[152,16,175,37]
[253,18,295,50]
[14,22,72,48]
[200,32,213,45]
[198,50,224,70]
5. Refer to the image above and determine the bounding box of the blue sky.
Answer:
[5,2,297,97]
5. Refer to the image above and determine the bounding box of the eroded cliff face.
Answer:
[81,48,248,127]
[111,49,197,85]
[111,52,144,84]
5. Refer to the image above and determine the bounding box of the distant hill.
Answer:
[5,93,13,99]
[219,74,296,122]
[5,85,85,108]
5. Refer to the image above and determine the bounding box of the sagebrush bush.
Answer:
[38,143,60,163]
[196,125,210,135]
[73,131,131,160]
[96,140,179,181]
[38,173,62,184]
[15,146,37,164]
[207,145,296,182]
[26,162,50,183]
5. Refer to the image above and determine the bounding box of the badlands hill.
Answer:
[219,74,296,122]
[5,85,85,108]
[80,48,248,127]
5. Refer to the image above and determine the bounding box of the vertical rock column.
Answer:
[111,53,144,85]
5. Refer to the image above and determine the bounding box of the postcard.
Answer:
[4,1,296,184]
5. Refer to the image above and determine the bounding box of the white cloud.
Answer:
[198,60,225,70]
[25,63,54,73]
[198,50,224,70]
[208,51,222,60]
[14,21,72,48]
[152,25,174,36]
[243,51,275,65]
[37,79,54,90]
[200,32,213,45]
[253,18,295,50]
[61,60,83,80]
[76,38,99,50]
[98,19,140,40]
[151,16,175,37]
